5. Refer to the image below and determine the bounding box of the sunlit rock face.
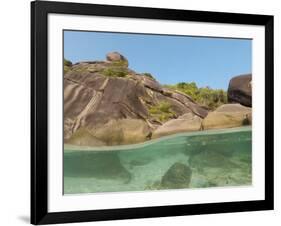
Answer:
[63,52,208,146]
[152,113,202,138]
[202,104,252,130]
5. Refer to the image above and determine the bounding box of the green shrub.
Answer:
[164,82,227,110]
[142,73,155,80]
[63,58,72,74]
[101,67,128,77]
[101,61,129,77]
[64,59,72,67]
[111,60,128,67]
[148,101,176,122]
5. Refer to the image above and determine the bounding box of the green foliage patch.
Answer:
[64,59,72,67]
[100,61,129,78]
[164,82,227,110]
[64,58,72,74]
[111,60,128,67]
[101,67,128,77]
[142,73,156,80]
[148,101,176,122]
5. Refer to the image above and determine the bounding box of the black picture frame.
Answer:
[31,0,274,224]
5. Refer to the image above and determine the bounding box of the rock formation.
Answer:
[161,162,192,189]
[202,104,252,130]
[64,52,252,146]
[64,52,208,145]
[227,74,252,107]
[106,51,128,65]
[152,113,202,138]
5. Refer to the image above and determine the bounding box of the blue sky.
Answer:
[64,30,252,90]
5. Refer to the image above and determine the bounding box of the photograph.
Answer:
[30,1,274,224]
[63,30,253,194]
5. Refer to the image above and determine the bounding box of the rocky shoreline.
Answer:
[64,52,252,147]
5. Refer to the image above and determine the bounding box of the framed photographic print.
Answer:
[31,0,274,224]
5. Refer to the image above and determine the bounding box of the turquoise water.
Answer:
[64,127,252,194]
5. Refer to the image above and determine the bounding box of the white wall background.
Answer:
[0,0,279,225]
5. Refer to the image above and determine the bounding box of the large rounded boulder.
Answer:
[92,119,152,145]
[227,74,252,107]
[152,113,202,138]
[106,52,128,66]
[202,104,252,130]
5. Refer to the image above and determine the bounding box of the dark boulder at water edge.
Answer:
[227,74,252,107]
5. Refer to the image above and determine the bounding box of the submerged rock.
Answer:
[161,162,192,189]
[189,149,238,169]
[228,74,252,107]
[202,104,251,130]
[128,157,152,168]
[64,152,131,183]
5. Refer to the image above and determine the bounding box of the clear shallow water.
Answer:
[64,127,252,194]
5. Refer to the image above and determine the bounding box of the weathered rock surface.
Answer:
[228,74,252,107]
[92,119,151,145]
[64,52,208,145]
[152,113,202,138]
[161,162,192,189]
[202,104,252,130]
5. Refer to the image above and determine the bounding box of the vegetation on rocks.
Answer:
[101,67,128,77]
[101,60,129,78]
[142,73,156,80]
[64,52,208,144]
[64,58,72,74]
[111,59,129,68]
[148,101,176,122]
[63,52,251,146]
[165,82,227,110]
[64,59,72,67]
